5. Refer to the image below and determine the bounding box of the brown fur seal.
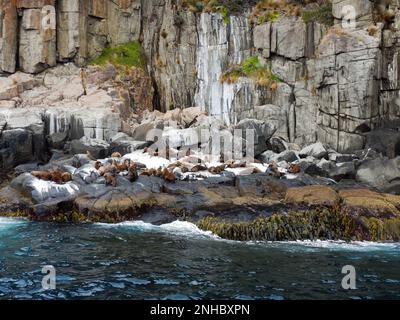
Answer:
[31,171,52,181]
[111,152,122,158]
[127,164,139,182]
[31,170,72,184]
[61,172,73,183]
[208,164,226,174]
[95,161,102,170]
[161,168,176,182]
[288,163,301,174]
[104,172,117,187]
[191,164,208,172]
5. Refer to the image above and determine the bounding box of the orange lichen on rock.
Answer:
[285,185,340,207]
[339,189,400,216]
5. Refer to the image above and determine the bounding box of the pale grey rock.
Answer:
[356,157,400,192]
[365,129,400,159]
[0,78,19,101]
[0,0,17,73]
[329,162,356,181]
[11,173,80,204]
[271,16,308,60]
[0,129,33,170]
[70,137,110,159]
[274,150,299,163]
[254,23,271,58]
[259,150,276,164]
[332,0,373,28]
[300,142,328,159]
[235,118,276,156]
[110,132,150,155]
[19,8,57,73]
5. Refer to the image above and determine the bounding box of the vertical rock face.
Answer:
[107,0,141,45]
[2,1,400,154]
[57,0,80,61]
[313,27,382,152]
[18,0,57,73]
[141,0,198,111]
[332,0,374,28]
[194,13,259,125]
[0,0,17,73]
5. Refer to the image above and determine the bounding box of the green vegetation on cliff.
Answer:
[89,41,146,69]
[220,56,281,88]
[302,3,333,26]
[181,1,334,26]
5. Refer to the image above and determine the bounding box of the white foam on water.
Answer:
[254,240,400,253]
[96,220,220,240]
[95,219,400,252]
[0,218,28,234]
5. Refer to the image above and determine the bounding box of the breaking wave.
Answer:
[95,220,400,252]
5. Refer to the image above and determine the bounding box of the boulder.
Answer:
[0,78,19,100]
[162,127,200,149]
[70,137,110,159]
[266,136,288,153]
[235,119,276,156]
[274,150,299,163]
[300,142,327,159]
[110,133,150,155]
[356,157,400,193]
[329,162,356,182]
[365,129,400,159]
[259,150,276,164]
[181,107,205,127]
[131,121,164,142]
[0,129,33,170]
[329,152,358,163]
[48,131,68,150]
[11,173,80,204]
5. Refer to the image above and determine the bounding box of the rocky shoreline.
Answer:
[1,132,400,242]
[1,64,400,241]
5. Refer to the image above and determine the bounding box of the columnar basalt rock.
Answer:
[0,0,18,73]
[18,0,57,73]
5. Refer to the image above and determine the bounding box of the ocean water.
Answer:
[0,217,399,300]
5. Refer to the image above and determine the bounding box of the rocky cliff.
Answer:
[1,0,400,161]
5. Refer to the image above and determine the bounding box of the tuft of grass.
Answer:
[258,10,280,23]
[181,0,232,24]
[216,5,230,24]
[220,56,281,88]
[89,41,146,69]
[302,3,333,26]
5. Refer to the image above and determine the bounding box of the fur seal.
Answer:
[208,165,226,174]
[104,172,117,187]
[288,163,301,174]
[111,152,122,158]
[31,170,72,184]
[127,164,139,182]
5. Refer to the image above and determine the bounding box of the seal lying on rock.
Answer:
[140,167,176,182]
[267,162,284,178]
[104,172,117,187]
[31,170,72,184]
[111,152,122,158]
[208,164,226,174]
[94,158,141,186]
[288,163,301,174]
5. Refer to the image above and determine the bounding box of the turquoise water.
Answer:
[0,218,399,300]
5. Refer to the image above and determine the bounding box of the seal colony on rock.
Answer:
[31,170,72,184]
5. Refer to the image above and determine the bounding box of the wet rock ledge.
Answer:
[0,151,399,242]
